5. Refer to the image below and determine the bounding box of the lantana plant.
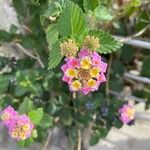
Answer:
[0,0,139,149]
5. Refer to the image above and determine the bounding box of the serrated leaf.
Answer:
[89,30,123,54]
[83,0,99,11]
[57,1,86,37]
[18,97,33,114]
[94,6,112,21]
[28,108,43,124]
[40,1,62,25]
[48,42,63,69]
[39,113,53,128]
[46,25,59,48]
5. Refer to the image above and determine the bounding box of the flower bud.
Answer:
[60,39,79,57]
[83,36,100,51]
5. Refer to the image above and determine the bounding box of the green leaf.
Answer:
[48,42,63,69]
[110,76,123,92]
[46,25,59,48]
[57,1,86,37]
[39,113,53,128]
[83,0,99,11]
[141,57,150,77]
[90,131,100,145]
[28,108,43,124]
[135,11,150,32]
[0,30,13,42]
[9,25,18,34]
[18,97,33,114]
[12,0,27,22]
[89,30,123,54]
[94,6,112,21]
[112,60,125,76]
[60,109,73,126]
[0,75,10,94]
[120,45,134,63]
[17,137,34,147]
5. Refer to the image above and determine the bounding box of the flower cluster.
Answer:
[119,104,135,124]
[61,49,107,95]
[1,106,34,141]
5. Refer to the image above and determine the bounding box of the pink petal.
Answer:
[62,75,72,83]
[91,52,101,60]
[98,73,107,83]
[80,87,91,95]
[68,58,80,68]
[99,61,108,73]
[78,49,90,58]
[91,82,100,91]
[61,64,69,72]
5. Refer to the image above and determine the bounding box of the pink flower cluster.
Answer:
[1,106,34,141]
[119,104,135,124]
[61,49,107,95]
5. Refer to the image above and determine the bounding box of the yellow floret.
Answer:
[127,108,135,120]
[90,67,100,78]
[80,57,92,69]
[23,124,30,131]
[66,68,77,78]
[19,132,27,140]
[71,80,82,91]
[87,79,97,88]
[11,131,18,138]
[1,113,9,121]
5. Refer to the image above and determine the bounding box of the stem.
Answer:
[124,73,150,84]
[77,129,82,150]
[106,54,113,104]
[114,24,150,49]
[109,90,145,102]
[41,130,52,150]
[72,93,82,150]
[14,43,45,68]
[73,92,77,99]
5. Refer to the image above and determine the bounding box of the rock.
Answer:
[0,0,19,31]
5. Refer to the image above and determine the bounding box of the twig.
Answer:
[109,90,145,102]
[124,73,150,84]
[15,43,45,68]
[77,129,82,150]
[22,25,33,34]
[122,24,150,42]
[106,54,113,103]
[41,130,52,150]
[114,24,150,49]
[115,36,150,50]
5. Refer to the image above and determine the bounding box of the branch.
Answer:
[15,43,45,68]
[41,130,52,150]
[124,73,150,84]
[109,90,145,102]
[123,24,150,41]
[77,129,82,150]
[114,24,150,49]
[115,36,150,50]
[106,54,113,103]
